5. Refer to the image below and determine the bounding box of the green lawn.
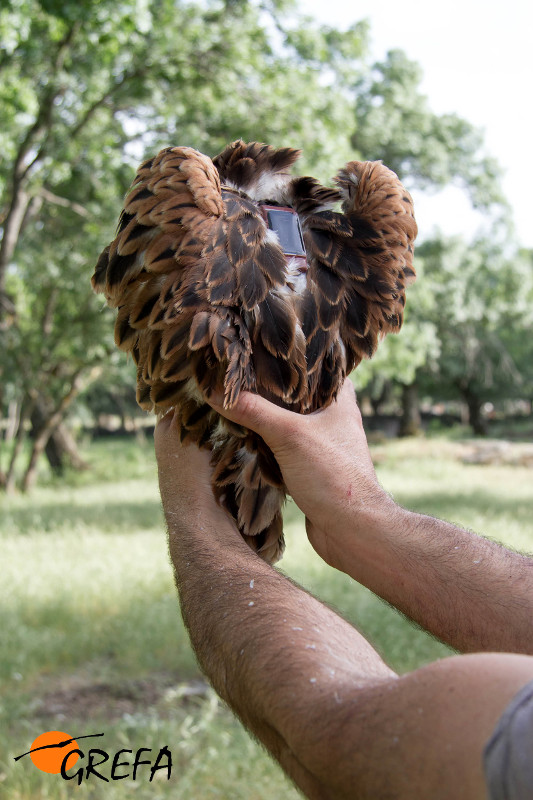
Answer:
[1,432,531,798]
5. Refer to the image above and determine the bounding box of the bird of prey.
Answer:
[92,140,417,563]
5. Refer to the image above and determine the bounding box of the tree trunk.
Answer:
[0,22,80,325]
[47,421,88,472]
[0,399,20,487]
[0,188,31,307]
[462,387,487,436]
[22,369,94,491]
[4,401,33,493]
[369,379,392,416]
[23,426,53,491]
[24,396,88,489]
[4,399,22,442]
[399,382,421,437]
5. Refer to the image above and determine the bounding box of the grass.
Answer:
[1,430,532,798]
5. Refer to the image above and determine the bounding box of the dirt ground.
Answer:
[32,669,210,723]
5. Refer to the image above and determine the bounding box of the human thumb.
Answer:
[207,390,294,447]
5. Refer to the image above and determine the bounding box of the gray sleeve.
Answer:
[483,680,533,800]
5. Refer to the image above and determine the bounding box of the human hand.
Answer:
[208,379,395,570]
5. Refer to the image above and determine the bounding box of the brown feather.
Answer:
[92,142,417,565]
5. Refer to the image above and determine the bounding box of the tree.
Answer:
[354,264,440,433]
[0,2,523,486]
[415,236,533,434]
[352,49,507,211]
[0,0,367,488]
[348,49,511,432]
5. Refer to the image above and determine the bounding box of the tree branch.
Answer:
[21,365,101,492]
[0,187,31,298]
[0,21,81,308]
[13,21,81,183]
[69,65,146,139]
[40,188,91,218]
[41,288,59,339]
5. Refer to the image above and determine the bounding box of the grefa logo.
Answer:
[14,730,172,784]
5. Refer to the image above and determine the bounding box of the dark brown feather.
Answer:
[92,142,417,564]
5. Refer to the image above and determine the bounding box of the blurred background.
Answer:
[1,1,532,797]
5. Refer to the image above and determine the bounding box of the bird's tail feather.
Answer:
[212,437,286,564]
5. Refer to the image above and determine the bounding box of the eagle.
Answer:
[92,140,417,563]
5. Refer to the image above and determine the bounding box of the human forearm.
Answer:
[210,383,533,656]
[153,418,373,797]
[323,503,533,655]
[155,409,533,800]
[164,504,393,799]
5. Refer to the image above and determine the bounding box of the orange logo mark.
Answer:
[28,731,80,774]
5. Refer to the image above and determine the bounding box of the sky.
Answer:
[298,0,533,248]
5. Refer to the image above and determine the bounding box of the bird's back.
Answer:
[92,140,417,562]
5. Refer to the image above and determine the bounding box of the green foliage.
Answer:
[0,0,367,484]
[352,49,506,211]
[356,259,440,390]
[415,236,533,404]
[347,49,518,405]
[357,232,533,429]
[1,0,531,488]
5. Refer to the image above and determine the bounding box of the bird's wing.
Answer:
[92,145,224,420]
[92,143,310,564]
[92,145,306,423]
[292,161,417,409]
[91,146,222,304]
[92,144,417,565]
